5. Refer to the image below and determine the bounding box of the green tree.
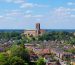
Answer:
[37,58,45,65]
[8,56,28,65]
[10,44,30,62]
[0,53,9,65]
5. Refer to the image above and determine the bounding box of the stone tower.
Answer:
[36,23,40,35]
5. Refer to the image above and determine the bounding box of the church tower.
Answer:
[36,23,40,35]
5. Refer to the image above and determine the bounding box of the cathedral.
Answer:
[24,23,45,36]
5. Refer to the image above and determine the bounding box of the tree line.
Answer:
[38,32,75,45]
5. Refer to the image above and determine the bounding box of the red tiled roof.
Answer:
[41,49,50,54]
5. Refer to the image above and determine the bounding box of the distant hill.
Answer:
[0,29,24,33]
[0,29,75,33]
[45,29,75,32]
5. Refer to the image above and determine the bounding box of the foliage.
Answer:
[0,32,21,40]
[0,31,75,65]
[0,31,75,45]
[65,48,75,54]
[0,43,31,65]
[37,58,45,65]
[0,53,9,65]
[38,32,75,45]
[8,56,28,65]
[10,44,30,62]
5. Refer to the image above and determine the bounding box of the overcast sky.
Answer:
[0,0,75,29]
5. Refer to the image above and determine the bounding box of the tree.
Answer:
[0,53,9,65]
[8,56,28,65]
[37,58,45,65]
[10,44,30,62]
[0,44,30,65]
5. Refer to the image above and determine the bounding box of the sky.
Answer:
[0,0,75,29]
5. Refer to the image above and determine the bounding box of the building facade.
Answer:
[24,23,45,36]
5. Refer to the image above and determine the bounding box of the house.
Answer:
[71,59,75,65]
[30,52,38,62]
[46,62,56,65]
[51,48,73,59]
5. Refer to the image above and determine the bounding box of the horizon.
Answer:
[0,0,75,29]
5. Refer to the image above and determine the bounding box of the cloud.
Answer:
[52,7,75,18]
[52,7,69,18]
[5,0,48,9]
[13,0,24,4]
[70,14,75,17]
[20,3,48,8]
[0,16,3,18]
[67,2,75,5]
[0,15,14,21]
[2,10,25,20]
[24,14,44,18]
[6,11,21,16]
[25,10,32,14]
[34,4,48,8]
[3,10,44,21]
[20,3,34,8]
[5,0,25,4]
[33,15,43,18]
[5,0,12,3]
[36,18,41,21]
[24,14,32,18]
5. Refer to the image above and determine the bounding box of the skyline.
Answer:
[0,0,75,29]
